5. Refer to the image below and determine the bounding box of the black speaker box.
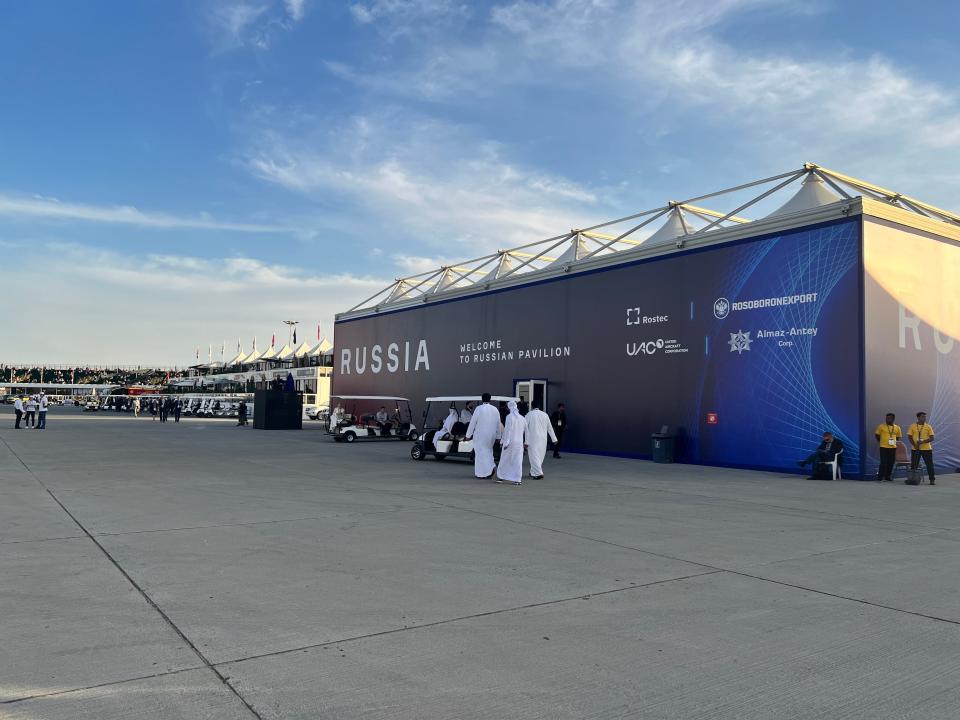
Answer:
[253,390,303,430]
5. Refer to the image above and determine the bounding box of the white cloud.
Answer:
[0,243,385,366]
[349,0,469,30]
[0,194,291,233]
[208,0,307,51]
[245,117,604,256]
[284,0,307,21]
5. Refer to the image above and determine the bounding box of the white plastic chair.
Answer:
[817,446,843,480]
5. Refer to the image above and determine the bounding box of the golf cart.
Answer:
[327,396,418,443]
[410,396,519,462]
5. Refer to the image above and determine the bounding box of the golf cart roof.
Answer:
[425,396,520,402]
[333,395,410,401]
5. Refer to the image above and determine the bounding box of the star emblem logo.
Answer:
[728,330,752,354]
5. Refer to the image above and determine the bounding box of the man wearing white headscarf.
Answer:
[466,393,502,478]
[524,400,557,479]
[496,400,527,485]
[435,406,459,450]
[459,402,474,425]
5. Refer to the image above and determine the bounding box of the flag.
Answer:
[271,333,276,347]
[208,343,212,361]
[317,323,321,340]
[253,336,258,352]
[237,337,241,353]
[195,346,199,360]
[221,340,225,358]
[293,328,297,344]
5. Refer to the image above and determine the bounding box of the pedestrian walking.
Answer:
[550,403,567,458]
[133,397,140,417]
[174,399,181,423]
[465,393,502,479]
[525,400,557,479]
[908,411,936,485]
[496,400,526,485]
[151,400,157,420]
[13,396,23,429]
[237,400,248,426]
[37,393,48,429]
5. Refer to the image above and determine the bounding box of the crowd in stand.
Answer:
[1,365,186,386]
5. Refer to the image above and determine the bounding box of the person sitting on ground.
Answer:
[797,431,844,478]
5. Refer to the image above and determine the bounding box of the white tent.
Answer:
[260,346,278,360]
[646,207,701,245]
[241,350,263,365]
[275,344,295,360]
[481,252,516,283]
[767,172,839,217]
[309,338,333,356]
[293,341,314,358]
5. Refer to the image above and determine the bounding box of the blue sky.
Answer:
[2,0,960,366]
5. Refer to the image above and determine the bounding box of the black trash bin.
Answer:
[651,425,675,463]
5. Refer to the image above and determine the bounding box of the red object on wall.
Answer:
[706,412,719,425]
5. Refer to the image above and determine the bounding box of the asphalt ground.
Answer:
[2,407,959,719]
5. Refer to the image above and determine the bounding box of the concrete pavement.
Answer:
[2,407,959,718]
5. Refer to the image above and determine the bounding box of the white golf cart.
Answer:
[327,396,418,443]
[410,396,518,462]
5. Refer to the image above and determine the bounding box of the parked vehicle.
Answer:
[327,396,418,443]
[410,396,518,462]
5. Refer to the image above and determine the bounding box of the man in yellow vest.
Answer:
[907,411,935,485]
[874,412,901,482]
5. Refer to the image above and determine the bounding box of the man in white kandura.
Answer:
[435,406,459,450]
[525,400,557,479]
[459,402,474,425]
[465,393,502,478]
[496,400,527,485]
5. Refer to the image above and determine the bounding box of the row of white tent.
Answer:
[194,337,334,371]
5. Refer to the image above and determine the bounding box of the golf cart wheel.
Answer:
[434,453,447,461]
[344,431,356,443]
[411,444,425,461]
[408,429,418,441]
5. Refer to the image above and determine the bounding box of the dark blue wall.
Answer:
[335,217,863,475]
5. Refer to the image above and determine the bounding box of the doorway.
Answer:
[514,379,547,412]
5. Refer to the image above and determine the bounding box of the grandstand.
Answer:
[1,364,187,389]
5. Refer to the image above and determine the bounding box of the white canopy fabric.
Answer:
[241,350,263,365]
[646,207,701,245]
[309,338,333,356]
[294,341,313,358]
[226,351,247,366]
[275,344,295,360]
[260,346,278,360]
[481,253,516,283]
[767,173,839,217]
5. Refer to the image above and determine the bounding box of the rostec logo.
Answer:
[626,339,665,356]
[728,330,752,354]
[713,297,730,319]
[626,308,641,326]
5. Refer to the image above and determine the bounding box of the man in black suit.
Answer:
[550,403,567,458]
[797,431,843,479]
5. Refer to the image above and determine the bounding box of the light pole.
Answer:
[282,320,299,347]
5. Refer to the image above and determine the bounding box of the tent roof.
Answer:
[340,163,960,320]
[294,341,314,358]
[275,344,295,359]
